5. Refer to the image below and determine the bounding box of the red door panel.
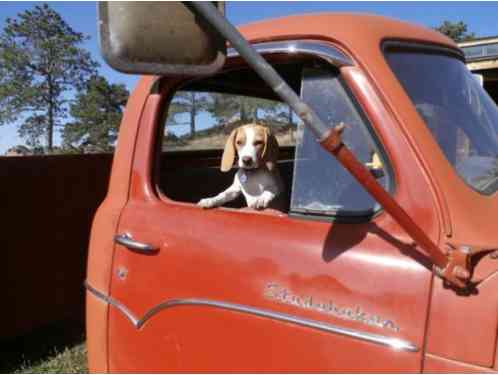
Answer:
[106,200,431,372]
[427,265,498,367]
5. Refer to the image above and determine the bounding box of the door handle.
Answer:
[114,233,159,254]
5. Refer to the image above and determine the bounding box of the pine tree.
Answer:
[208,93,282,125]
[0,4,98,152]
[434,21,476,42]
[62,76,129,153]
[167,91,212,138]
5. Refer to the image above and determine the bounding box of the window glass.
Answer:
[461,45,485,59]
[461,43,498,60]
[290,67,389,217]
[487,43,498,57]
[385,47,498,195]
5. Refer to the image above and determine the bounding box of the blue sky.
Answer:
[1,1,498,152]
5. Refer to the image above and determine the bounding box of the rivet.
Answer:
[117,266,128,280]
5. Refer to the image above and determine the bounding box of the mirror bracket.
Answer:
[435,244,498,289]
[434,246,471,289]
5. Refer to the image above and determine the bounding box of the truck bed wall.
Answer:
[0,154,112,339]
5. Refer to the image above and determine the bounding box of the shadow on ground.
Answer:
[0,320,87,373]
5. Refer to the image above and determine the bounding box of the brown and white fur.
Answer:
[198,124,284,210]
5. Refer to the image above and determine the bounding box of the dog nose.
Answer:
[242,156,253,166]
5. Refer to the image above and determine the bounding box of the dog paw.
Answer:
[198,198,216,209]
[252,194,273,210]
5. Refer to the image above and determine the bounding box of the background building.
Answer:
[460,36,498,103]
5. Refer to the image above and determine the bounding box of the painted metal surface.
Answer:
[424,353,498,373]
[86,12,498,373]
[108,207,431,371]
[427,263,498,368]
[86,76,159,373]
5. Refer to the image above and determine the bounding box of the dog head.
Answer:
[221,124,279,172]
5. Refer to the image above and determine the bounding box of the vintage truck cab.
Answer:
[85,11,498,372]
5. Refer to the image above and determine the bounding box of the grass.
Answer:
[0,320,88,373]
[14,343,87,374]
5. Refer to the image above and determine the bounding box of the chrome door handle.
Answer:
[114,233,159,254]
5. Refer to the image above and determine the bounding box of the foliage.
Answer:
[265,101,295,126]
[62,75,129,153]
[208,93,284,124]
[164,90,297,146]
[434,20,476,42]
[0,4,98,152]
[208,93,241,124]
[167,91,212,137]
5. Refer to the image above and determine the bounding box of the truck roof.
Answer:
[136,12,457,85]
[239,12,457,68]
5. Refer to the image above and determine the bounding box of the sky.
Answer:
[1,1,498,152]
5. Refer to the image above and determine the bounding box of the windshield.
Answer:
[385,45,498,195]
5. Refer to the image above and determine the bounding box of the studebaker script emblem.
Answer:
[264,283,400,332]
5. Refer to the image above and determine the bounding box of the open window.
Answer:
[157,62,301,210]
[156,54,391,219]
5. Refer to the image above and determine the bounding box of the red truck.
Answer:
[86,3,498,372]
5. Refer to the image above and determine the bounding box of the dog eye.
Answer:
[253,140,263,146]
[236,140,243,146]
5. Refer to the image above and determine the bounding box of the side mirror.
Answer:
[98,1,226,76]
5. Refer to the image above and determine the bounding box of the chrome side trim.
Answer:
[85,282,418,352]
[86,281,140,326]
[228,40,354,67]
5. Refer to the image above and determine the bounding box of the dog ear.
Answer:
[221,128,238,172]
[263,128,279,171]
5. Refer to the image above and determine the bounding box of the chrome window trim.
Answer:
[228,40,354,68]
[86,281,418,353]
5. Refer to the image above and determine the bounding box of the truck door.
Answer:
[101,42,437,372]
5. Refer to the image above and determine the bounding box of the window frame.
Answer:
[153,40,395,223]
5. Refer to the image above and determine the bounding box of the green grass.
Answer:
[14,343,87,374]
[0,320,88,373]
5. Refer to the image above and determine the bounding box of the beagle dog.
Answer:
[198,123,284,210]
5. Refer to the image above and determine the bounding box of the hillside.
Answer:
[163,120,297,151]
